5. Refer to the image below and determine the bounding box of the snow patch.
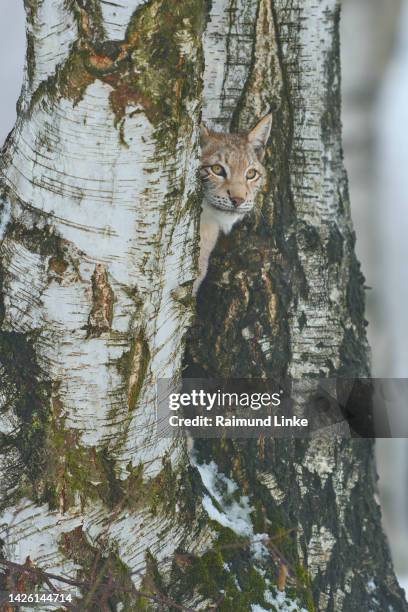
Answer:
[251,588,308,611]
[250,532,270,561]
[193,460,254,537]
[191,457,270,566]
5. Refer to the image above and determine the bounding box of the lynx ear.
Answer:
[247,113,272,159]
[200,122,210,140]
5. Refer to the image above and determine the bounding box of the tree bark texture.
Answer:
[186,1,407,611]
[0,1,406,611]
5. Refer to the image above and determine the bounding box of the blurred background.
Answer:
[0,0,407,596]
[341,0,408,591]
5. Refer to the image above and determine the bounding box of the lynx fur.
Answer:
[194,113,272,293]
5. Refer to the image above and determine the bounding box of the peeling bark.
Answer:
[184,1,407,611]
[87,264,114,338]
[1,0,207,607]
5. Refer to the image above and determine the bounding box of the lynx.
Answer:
[194,113,272,294]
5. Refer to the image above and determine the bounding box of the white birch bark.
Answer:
[186,1,408,610]
[0,0,206,606]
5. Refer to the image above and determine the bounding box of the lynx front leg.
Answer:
[193,219,220,295]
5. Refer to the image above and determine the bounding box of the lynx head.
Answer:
[200,113,272,232]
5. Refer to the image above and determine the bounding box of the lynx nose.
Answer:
[229,195,245,208]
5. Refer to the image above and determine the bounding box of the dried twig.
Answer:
[0,558,195,612]
[0,523,304,611]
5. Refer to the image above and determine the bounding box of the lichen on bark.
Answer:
[0,0,208,602]
[182,0,408,610]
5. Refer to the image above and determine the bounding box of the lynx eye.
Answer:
[246,168,258,180]
[210,164,226,177]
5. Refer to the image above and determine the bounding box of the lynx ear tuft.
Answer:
[247,113,272,159]
[200,122,210,140]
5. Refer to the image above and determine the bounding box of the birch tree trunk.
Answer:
[0,1,405,611]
